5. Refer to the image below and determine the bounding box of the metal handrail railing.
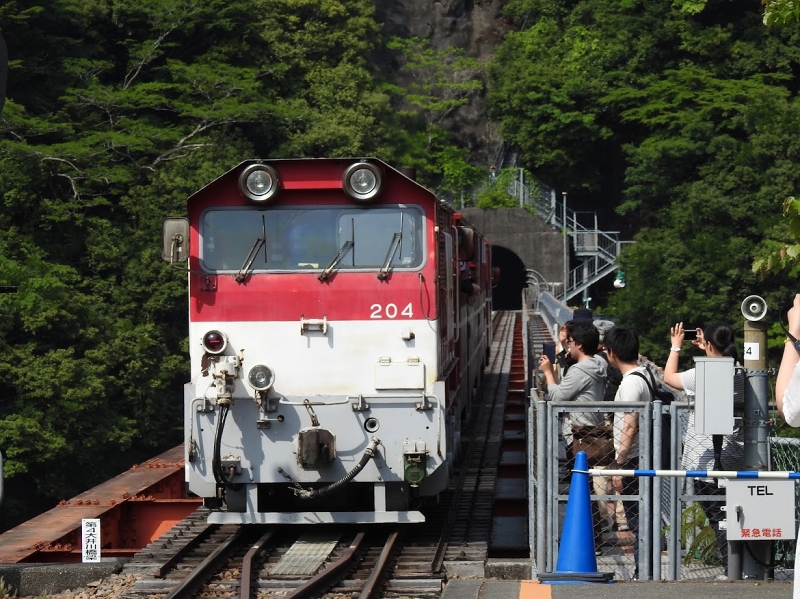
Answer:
[461,169,624,302]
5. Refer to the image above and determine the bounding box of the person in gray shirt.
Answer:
[540,320,608,427]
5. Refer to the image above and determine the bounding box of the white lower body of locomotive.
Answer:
[184,319,458,524]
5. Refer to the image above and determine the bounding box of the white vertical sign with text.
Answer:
[81,518,101,562]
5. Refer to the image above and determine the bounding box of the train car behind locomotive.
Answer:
[162,158,491,524]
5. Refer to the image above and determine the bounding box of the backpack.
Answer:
[630,368,675,406]
[598,352,622,402]
[631,368,676,469]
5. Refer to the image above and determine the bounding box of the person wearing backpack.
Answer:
[595,321,626,540]
[603,324,649,580]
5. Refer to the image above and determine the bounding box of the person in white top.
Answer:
[775,294,800,598]
[663,321,743,579]
[603,324,649,580]
[776,293,800,426]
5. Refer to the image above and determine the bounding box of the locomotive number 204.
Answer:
[370,303,414,319]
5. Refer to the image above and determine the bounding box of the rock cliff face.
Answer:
[376,0,505,61]
[374,0,509,168]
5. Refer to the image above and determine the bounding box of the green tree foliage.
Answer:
[386,37,484,139]
[753,197,800,276]
[434,145,486,204]
[488,0,800,362]
[763,0,800,25]
[475,168,532,210]
[753,0,800,275]
[260,0,398,157]
[0,0,399,529]
[384,36,486,187]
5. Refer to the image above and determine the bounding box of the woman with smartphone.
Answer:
[662,322,744,580]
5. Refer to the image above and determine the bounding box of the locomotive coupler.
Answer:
[297,427,336,469]
[298,399,334,468]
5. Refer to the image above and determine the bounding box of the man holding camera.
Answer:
[540,319,609,551]
[539,320,609,457]
[539,320,607,419]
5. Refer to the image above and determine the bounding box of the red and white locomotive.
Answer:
[162,158,492,524]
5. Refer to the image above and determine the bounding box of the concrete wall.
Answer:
[460,208,564,286]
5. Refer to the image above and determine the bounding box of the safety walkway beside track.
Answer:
[442,579,793,599]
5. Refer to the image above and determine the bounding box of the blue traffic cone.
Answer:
[539,451,614,584]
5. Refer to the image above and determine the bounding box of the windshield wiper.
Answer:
[378,213,405,281]
[235,216,267,283]
[378,232,402,280]
[318,219,354,282]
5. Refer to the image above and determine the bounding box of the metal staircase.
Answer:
[506,173,623,303]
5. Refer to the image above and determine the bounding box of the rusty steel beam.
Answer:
[0,445,201,563]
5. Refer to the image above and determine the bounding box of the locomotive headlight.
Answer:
[248,364,275,392]
[202,330,228,355]
[342,162,382,202]
[238,164,280,203]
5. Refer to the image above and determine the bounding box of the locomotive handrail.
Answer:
[278,393,438,406]
[300,315,328,335]
[278,395,351,405]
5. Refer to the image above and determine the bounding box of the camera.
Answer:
[684,328,698,341]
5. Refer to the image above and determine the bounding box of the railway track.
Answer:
[121,519,444,599]
[117,311,524,599]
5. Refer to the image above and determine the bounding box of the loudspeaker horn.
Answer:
[741,295,768,322]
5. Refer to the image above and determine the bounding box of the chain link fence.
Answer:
[533,387,800,581]
[770,434,800,578]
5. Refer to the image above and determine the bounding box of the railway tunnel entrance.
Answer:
[491,245,526,310]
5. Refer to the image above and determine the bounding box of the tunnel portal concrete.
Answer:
[460,208,564,308]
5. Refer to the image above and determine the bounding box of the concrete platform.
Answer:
[442,578,793,599]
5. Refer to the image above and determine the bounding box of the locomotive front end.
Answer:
[164,158,465,524]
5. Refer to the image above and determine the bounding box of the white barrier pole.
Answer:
[587,468,800,479]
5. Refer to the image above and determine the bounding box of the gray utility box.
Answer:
[694,356,735,435]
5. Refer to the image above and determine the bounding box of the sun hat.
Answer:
[567,308,594,324]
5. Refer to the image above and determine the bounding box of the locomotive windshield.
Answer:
[200,206,424,273]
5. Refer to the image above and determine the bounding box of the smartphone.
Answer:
[684,328,699,341]
[543,342,556,362]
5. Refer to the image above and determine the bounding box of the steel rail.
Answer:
[153,522,217,578]
[359,530,401,599]
[164,527,245,599]
[239,529,275,599]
